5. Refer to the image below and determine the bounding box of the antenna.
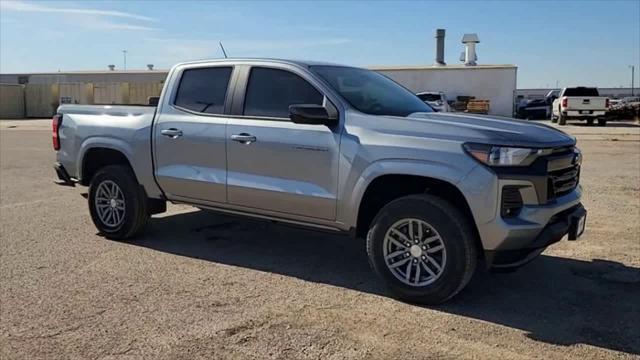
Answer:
[219,42,228,58]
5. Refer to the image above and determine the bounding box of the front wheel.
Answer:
[88,165,149,240]
[366,194,478,304]
[598,118,607,126]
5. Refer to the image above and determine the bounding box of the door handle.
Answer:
[231,133,257,144]
[161,128,183,138]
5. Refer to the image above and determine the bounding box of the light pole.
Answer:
[123,50,127,71]
[630,65,635,96]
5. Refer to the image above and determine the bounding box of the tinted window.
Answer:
[244,67,323,118]
[311,66,433,117]
[564,87,599,97]
[174,67,232,114]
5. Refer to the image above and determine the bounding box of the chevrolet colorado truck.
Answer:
[551,87,609,126]
[53,59,587,304]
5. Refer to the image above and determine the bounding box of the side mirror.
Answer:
[289,104,337,126]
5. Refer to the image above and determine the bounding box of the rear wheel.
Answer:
[366,194,477,304]
[88,165,149,240]
[558,112,567,125]
[586,118,595,126]
[598,118,607,126]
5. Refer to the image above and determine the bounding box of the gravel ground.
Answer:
[1,119,639,359]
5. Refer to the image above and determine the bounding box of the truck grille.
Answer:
[547,146,581,199]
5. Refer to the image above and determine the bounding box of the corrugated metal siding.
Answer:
[129,82,163,105]
[93,83,125,104]
[0,84,25,118]
[25,84,58,118]
[59,83,93,105]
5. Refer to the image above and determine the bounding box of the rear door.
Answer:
[153,65,234,203]
[225,65,341,220]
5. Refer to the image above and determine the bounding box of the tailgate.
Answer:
[566,97,607,110]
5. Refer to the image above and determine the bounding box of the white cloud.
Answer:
[78,18,158,31]
[0,0,154,21]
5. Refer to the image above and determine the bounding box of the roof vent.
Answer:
[460,33,480,66]
[147,64,154,70]
[108,64,115,71]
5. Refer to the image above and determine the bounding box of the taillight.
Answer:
[606,98,610,108]
[561,97,568,108]
[52,114,62,150]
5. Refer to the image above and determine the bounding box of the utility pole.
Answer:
[123,50,128,71]
[630,65,635,96]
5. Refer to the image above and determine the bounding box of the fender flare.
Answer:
[77,136,137,182]
[340,158,475,229]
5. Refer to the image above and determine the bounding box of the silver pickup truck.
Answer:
[54,58,587,304]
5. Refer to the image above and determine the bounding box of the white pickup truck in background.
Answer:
[551,87,609,126]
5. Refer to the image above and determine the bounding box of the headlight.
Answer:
[463,143,549,167]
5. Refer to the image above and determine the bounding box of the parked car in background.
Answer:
[516,98,550,119]
[608,99,622,108]
[551,87,609,126]
[53,58,587,304]
[416,91,451,112]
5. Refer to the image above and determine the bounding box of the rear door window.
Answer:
[174,67,233,115]
[243,67,323,119]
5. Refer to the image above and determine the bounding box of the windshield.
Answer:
[417,93,442,102]
[311,66,433,116]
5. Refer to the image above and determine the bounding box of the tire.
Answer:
[88,165,149,240]
[598,118,607,126]
[366,194,477,304]
[586,118,594,126]
[558,113,567,125]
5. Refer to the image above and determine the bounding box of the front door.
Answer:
[226,66,341,220]
[154,65,233,203]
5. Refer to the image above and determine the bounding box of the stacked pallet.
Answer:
[452,96,474,112]
[466,100,490,114]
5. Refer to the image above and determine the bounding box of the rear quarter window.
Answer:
[174,67,232,115]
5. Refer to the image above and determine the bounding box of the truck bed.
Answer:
[56,104,162,197]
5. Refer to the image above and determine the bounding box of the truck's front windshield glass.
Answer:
[311,66,433,117]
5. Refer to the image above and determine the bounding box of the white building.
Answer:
[374,64,517,117]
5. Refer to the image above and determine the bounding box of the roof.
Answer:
[175,57,347,68]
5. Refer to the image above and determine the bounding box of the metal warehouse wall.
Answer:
[373,65,517,117]
[25,84,58,118]
[0,84,25,118]
[0,72,168,85]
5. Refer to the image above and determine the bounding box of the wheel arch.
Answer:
[78,139,137,186]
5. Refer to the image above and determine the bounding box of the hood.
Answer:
[365,112,576,148]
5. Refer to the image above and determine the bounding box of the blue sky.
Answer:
[1,0,638,88]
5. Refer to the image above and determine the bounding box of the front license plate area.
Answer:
[568,213,586,240]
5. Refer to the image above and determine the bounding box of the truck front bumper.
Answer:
[484,202,586,269]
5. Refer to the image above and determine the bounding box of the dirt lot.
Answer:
[1,119,639,359]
